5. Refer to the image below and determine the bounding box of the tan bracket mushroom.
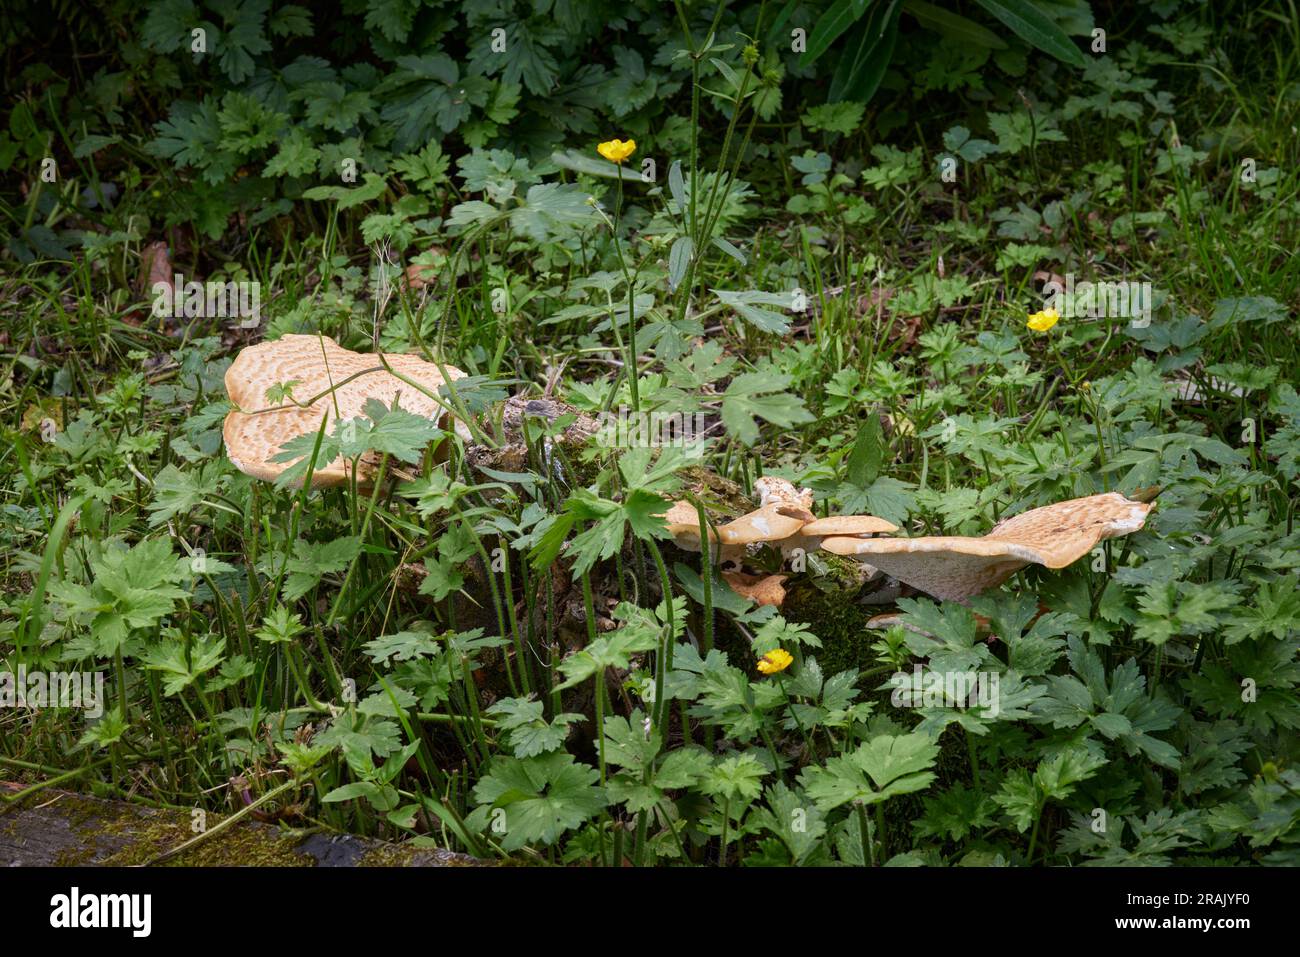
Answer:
[820,492,1153,603]
[662,476,897,606]
[223,334,466,487]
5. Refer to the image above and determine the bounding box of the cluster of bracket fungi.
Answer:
[223,335,1155,609]
[661,475,1152,606]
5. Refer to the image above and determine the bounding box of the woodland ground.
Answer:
[1,0,1299,866]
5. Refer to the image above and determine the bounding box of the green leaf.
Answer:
[147,462,224,527]
[363,630,441,663]
[510,183,599,242]
[846,416,884,487]
[1209,296,1288,328]
[751,782,828,864]
[674,563,758,617]
[487,696,584,757]
[141,634,226,696]
[282,536,362,602]
[470,753,607,851]
[713,288,795,335]
[802,101,866,134]
[973,0,1087,67]
[302,172,388,209]
[942,125,1000,163]
[668,160,687,210]
[711,236,748,265]
[263,127,320,178]
[77,707,129,751]
[550,149,642,182]
[721,370,815,447]
[554,619,660,691]
[668,236,693,292]
[701,752,768,803]
[904,0,1007,48]
[800,0,868,67]
[828,0,903,104]
[993,768,1040,831]
[351,397,443,463]
[800,732,939,810]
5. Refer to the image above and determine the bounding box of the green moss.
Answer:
[782,581,882,678]
[26,791,313,866]
[354,840,484,867]
[678,466,749,515]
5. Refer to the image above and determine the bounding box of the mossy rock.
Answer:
[0,783,479,867]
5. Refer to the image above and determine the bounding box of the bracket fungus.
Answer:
[821,492,1153,603]
[752,475,815,519]
[662,500,744,566]
[223,334,466,487]
[786,514,899,568]
[662,477,898,607]
[720,571,789,607]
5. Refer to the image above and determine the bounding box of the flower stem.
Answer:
[611,175,639,412]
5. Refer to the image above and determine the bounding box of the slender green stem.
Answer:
[857,802,875,867]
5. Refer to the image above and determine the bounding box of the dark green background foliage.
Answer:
[5,0,1105,246]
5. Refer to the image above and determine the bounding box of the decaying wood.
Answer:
[0,783,480,867]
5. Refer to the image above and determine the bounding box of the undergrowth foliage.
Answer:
[1,0,1299,867]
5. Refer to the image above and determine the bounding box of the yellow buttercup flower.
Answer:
[757,648,793,675]
[597,138,637,164]
[1026,307,1059,332]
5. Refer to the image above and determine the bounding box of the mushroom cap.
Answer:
[821,493,1152,603]
[753,476,815,520]
[223,334,466,487]
[721,571,788,607]
[718,503,809,545]
[662,499,747,565]
[801,515,898,537]
[663,499,712,536]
